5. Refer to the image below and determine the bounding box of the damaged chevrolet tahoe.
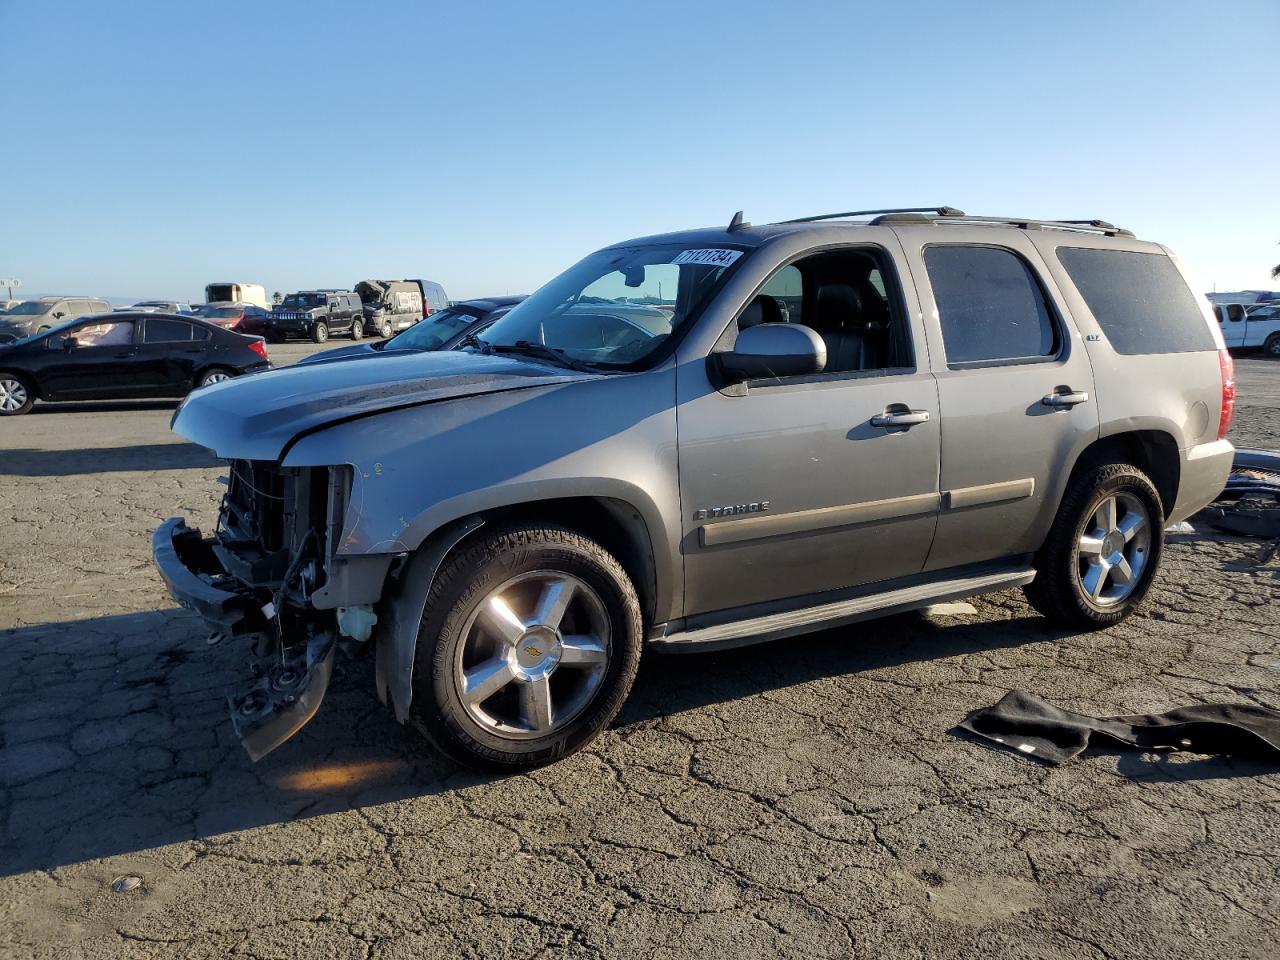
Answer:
[153,206,1236,769]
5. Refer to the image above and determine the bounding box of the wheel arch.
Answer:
[374,493,667,725]
[1059,429,1180,521]
[193,363,237,388]
[0,367,42,401]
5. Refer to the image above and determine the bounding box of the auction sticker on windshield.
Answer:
[672,248,743,267]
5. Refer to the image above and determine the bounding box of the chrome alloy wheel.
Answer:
[0,377,28,412]
[202,371,231,386]
[454,571,611,739]
[1077,492,1151,606]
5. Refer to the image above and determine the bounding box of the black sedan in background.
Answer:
[296,296,525,366]
[0,312,270,416]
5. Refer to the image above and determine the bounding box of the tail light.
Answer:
[1217,348,1235,439]
[249,338,269,361]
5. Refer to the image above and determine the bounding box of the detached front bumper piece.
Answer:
[152,517,262,636]
[152,516,337,761]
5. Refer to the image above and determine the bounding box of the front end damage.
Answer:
[153,460,394,760]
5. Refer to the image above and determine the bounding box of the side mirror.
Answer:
[715,323,826,383]
[52,311,65,320]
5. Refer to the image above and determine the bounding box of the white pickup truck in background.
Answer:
[1215,301,1280,356]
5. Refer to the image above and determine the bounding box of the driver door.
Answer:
[41,319,140,398]
[676,243,941,617]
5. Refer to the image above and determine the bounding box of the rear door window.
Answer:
[924,245,1059,365]
[144,318,194,342]
[1056,247,1216,354]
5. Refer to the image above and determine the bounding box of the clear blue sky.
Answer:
[3,0,1277,302]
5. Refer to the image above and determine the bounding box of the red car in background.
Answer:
[194,303,272,333]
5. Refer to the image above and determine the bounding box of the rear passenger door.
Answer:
[137,317,206,394]
[895,228,1099,572]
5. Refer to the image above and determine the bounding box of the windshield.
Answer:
[5,301,52,316]
[387,307,481,351]
[281,293,323,309]
[475,243,744,369]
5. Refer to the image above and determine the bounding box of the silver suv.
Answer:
[0,296,112,341]
[154,207,1235,769]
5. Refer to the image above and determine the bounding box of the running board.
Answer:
[651,566,1036,653]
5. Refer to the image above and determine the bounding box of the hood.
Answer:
[295,342,382,365]
[172,349,595,461]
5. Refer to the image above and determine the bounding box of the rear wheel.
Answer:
[196,367,234,389]
[350,318,364,340]
[311,321,329,344]
[1023,463,1164,629]
[1265,333,1280,358]
[0,373,34,416]
[409,525,642,770]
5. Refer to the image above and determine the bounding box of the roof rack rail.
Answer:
[869,211,1134,238]
[780,206,964,224]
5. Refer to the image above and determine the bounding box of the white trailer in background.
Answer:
[204,282,270,310]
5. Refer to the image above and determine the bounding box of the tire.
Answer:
[1265,334,1280,358]
[350,318,364,340]
[0,372,34,416]
[378,320,392,338]
[196,367,234,389]
[409,524,643,770]
[311,321,329,344]
[1023,463,1165,629]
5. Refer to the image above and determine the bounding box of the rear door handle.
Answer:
[870,408,931,428]
[1041,390,1090,408]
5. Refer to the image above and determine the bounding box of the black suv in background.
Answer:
[265,290,364,343]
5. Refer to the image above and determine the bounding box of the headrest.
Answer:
[815,283,862,323]
[739,295,784,330]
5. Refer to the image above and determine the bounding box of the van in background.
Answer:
[409,279,449,316]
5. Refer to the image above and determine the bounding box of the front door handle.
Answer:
[870,407,931,428]
[1041,389,1090,408]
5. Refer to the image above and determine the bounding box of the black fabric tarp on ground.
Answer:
[956,690,1280,766]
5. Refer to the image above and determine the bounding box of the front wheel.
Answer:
[0,373,34,416]
[1264,333,1280,358]
[409,525,643,770]
[1023,463,1165,629]
[311,321,329,344]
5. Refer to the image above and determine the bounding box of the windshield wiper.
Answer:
[488,340,600,373]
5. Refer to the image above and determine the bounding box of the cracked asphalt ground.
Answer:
[1,346,1278,960]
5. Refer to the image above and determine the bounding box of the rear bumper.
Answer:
[1170,439,1234,523]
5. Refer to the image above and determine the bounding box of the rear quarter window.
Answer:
[1056,247,1216,355]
